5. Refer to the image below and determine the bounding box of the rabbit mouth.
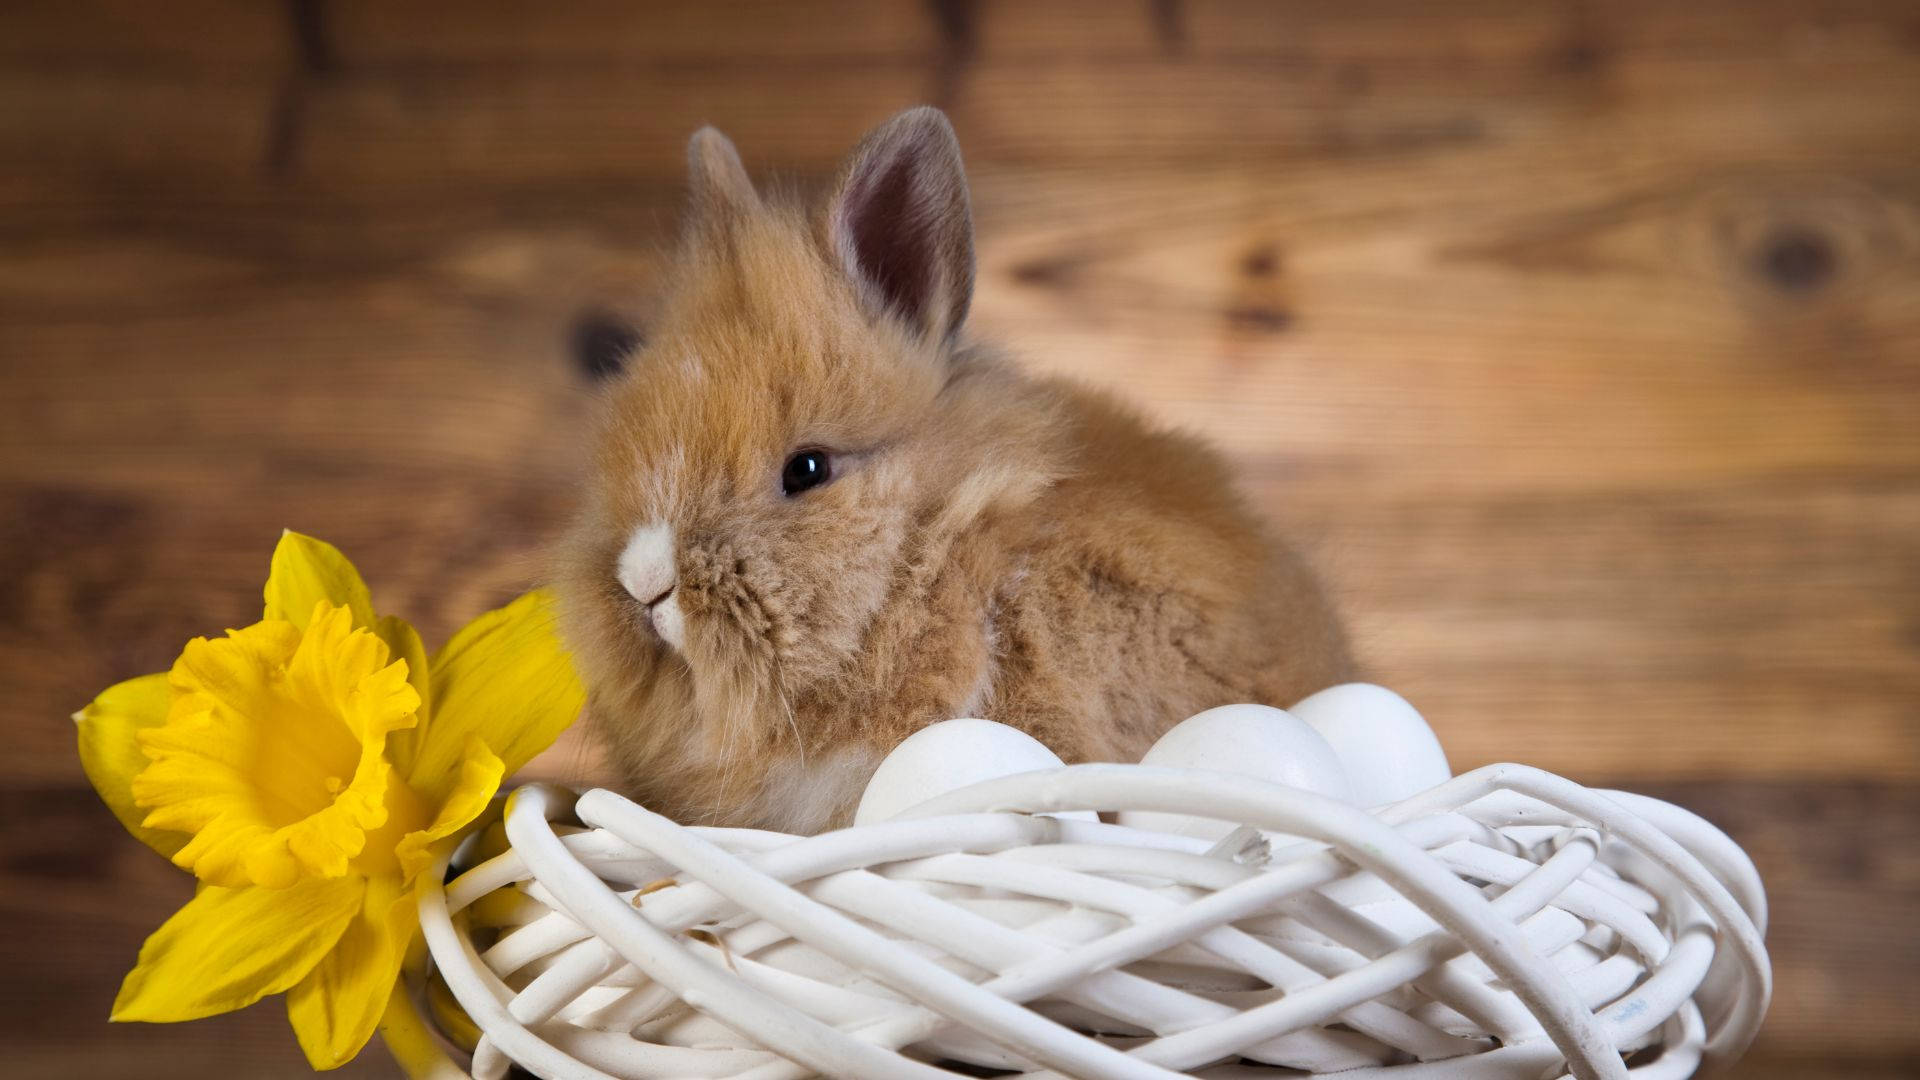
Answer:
[616,520,688,651]
[614,583,686,654]
[641,588,686,651]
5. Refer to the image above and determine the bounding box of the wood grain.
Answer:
[1,0,1915,1076]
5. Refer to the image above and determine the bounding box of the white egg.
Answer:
[853,718,1096,825]
[1288,683,1451,807]
[1115,704,1353,841]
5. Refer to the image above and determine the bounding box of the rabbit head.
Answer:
[557,108,1065,797]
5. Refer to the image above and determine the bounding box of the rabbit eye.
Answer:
[781,449,831,496]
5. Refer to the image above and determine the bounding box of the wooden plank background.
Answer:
[2,1,1916,1076]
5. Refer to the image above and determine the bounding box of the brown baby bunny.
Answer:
[555,106,1352,832]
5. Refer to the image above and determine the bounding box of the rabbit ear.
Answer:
[828,107,975,342]
[686,126,760,227]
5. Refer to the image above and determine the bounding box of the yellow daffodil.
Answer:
[74,531,584,1070]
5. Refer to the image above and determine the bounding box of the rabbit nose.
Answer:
[616,521,676,608]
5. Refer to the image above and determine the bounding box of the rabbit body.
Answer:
[556,109,1351,832]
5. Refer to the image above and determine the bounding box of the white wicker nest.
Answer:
[398,761,1770,1080]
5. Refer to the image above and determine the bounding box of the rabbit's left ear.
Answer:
[686,125,760,233]
[827,107,975,343]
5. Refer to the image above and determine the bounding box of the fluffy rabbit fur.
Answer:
[556,107,1351,832]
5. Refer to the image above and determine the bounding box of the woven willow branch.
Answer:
[398,763,1769,1080]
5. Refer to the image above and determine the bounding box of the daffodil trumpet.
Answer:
[75,531,585,1070]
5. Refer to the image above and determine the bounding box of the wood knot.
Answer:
[1692,178,1911,308]
[1547,35,1607,76]
[1240,243,1283,279]
[1226,240,1296,341]
[1754,228,1837,294]
[569,309,642,380]
[1009,253,1083,288]
[1224,303,1295,334]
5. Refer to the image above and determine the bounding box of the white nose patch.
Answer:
[616,520,676,606]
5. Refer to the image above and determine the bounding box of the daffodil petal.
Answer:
[111,877,361,1023]
[411,589,583,803]
[135,610,417,889]
[286,875,416,1070]
[289,602,420,745]
[375,614,433,778]
[397,735,503,885]
[75,673,185,859]
[264,531,376,631]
